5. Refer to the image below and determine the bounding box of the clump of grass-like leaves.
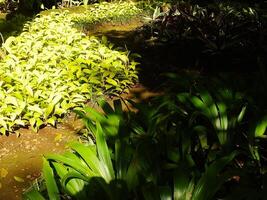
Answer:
[23,96,241,200]
[28,88,267,199]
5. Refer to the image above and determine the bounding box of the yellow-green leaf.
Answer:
[0,168,8,178]
[14,176,24,182]
[106,78,118,86]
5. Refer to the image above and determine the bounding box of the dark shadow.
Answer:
[88,2,267,95]
[0,0,62,43]
[93,29,199,90]
[0,13,33,44]
[92,25,266,93]
[66,88,267,199]
[75,177,130,200]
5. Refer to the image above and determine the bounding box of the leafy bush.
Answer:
[157,2,258,43]
[0,0,17,13]
[72,2,143,30]
[23,77,267,199]
[23,98,239,200]
[143,1,262,69]
[0,4,140,134]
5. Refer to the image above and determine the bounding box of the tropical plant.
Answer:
[143,1,261,69]
[0,0,17,13]
[178,90,246,146]
[24,96,241,199]
[72,1,144,30]
[0,2,143,135]
[23,103,140,199]
[148,1,259,42]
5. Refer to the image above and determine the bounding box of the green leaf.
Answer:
[45,154,95,178]
[44,103,54,119]
[0,127,6,135]
[43,158,60,200]
[173,167,191,200]
[113,99,123,115]
[106,78,118,86]
[84,107,106,123]
[3,36,16,54]
[47,116,57,126]
[14,176,25,182]
[29,118,36,128]
[96,122,115,182]
[255,116,267,137]
[237,106,246,123]
[98,99,114,114]
[69,142,103,177]
[28,105,43,115]
[52,162,86,197]
[5,96,18,107]
[52,94,62,105]
[25,86,34,97]
[159,186,172,200]
[23,190,46,200]
[192,151,237,200]
[61,171,90,189]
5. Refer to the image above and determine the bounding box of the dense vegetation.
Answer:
[0,0,266,199]
[23,90,267,199]
[0,2,142,134]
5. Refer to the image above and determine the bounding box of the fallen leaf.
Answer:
[0,182,2,189]
[14,176,24,182]
[0,168,8,178]
[54,133,62,142]
[15,131,21,138]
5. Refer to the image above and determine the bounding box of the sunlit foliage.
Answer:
[0,2,142,134]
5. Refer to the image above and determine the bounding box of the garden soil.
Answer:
[0,116,82,200]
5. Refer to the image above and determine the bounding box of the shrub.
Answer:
[143,1,262,70]
[72,2,143,30]
[23,98,239,200]
[23,80,267,199]
[0,4,140,134]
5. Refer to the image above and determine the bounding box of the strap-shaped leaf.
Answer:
[192,151,237,200]
[52,162,85,197]
[62,171,91,187]
[22,190,46,200]
[43,157,60,200]
[45,154,95,178]
[174,167,191,200]
[98,99,114,114]
[159,186,172,200]
[69,142,104,177]
[255,116,267,138]
[96,122,115,182]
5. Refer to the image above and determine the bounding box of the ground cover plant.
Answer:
[0,1,144,135]
[69,1,147,31]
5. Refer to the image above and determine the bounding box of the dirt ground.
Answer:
[0,116,83,200]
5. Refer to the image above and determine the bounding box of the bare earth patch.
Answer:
[0,121,81,200]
